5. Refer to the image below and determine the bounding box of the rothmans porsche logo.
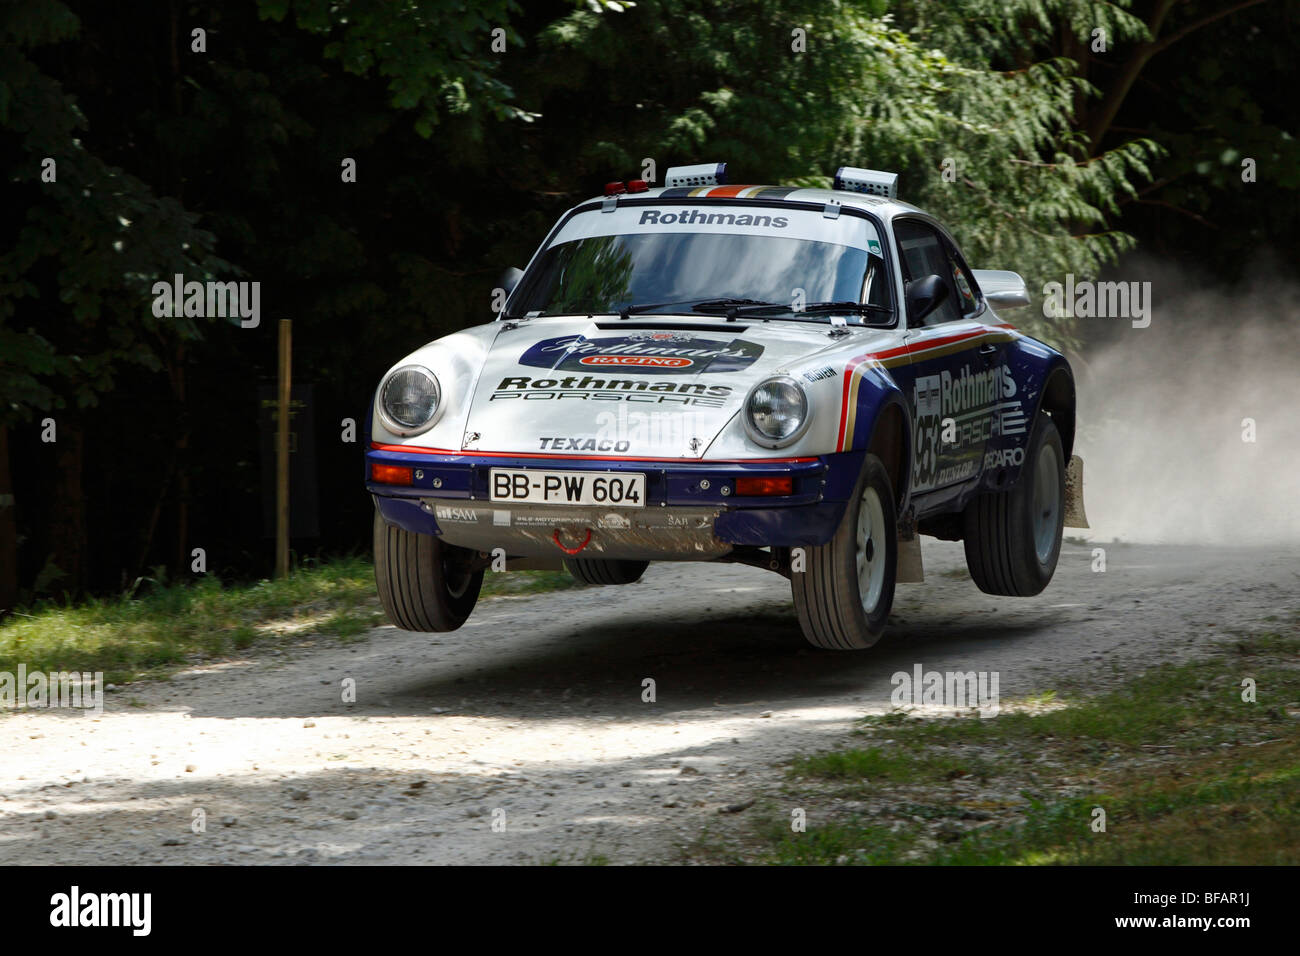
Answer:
[518,334,764,375]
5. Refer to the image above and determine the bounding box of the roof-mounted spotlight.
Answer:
[833,166,898,199]
[664,163,728,188]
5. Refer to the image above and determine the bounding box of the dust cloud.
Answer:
[1068,265,1300,545]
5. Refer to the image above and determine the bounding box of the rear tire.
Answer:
[373,510,483,632]
[792,453,897,650]
[962,414,1065,596]
[563,558,649,586]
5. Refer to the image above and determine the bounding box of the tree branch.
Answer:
[1086,0,1179,152]
[1115,174,1185,203]
[1133,198,1218,229]
[1149,0,1271,56]
[1086,0,1270,153]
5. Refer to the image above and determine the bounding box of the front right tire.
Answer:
[962,413,1065,596]
[563,558,649,586]
[792,453,898,650]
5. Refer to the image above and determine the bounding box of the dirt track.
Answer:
[2,538,1296,865]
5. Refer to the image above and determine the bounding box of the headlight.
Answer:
[379,365,441,435]
[745,376,810,447]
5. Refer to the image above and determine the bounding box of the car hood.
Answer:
[459,316,892,459]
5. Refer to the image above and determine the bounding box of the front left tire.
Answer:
[374,509,483,632]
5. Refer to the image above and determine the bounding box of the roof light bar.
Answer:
[833,166,898,199]
[665,163,728,188]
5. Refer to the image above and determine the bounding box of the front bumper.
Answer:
[365,444,865,560]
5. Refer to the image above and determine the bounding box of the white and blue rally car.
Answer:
[365,164,1089,649]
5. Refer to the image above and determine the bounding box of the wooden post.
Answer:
[276,319,292,579]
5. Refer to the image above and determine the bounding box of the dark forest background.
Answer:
[2,0,1295,610]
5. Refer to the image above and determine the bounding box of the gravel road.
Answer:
[2,538,1296,865]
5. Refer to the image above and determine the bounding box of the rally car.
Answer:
[365,163,1089,649]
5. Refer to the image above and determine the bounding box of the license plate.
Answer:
[489,469,646,507]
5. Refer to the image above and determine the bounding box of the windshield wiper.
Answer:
[612,298,779,321]
[620,300,704,316]
[719,300,895,323]
[688,298,782,312]
[690,298,787,321]
[528,298,893,324]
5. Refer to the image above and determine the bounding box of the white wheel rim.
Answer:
[1032,442,1061,564]
[855,485,887,614]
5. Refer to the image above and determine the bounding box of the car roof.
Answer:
[581,184,930,221]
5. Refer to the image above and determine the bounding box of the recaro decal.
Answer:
[518,333,764,375]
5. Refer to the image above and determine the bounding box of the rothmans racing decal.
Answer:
[518,333,763,374]
[911,363,1023,492]
[490,375,731,408]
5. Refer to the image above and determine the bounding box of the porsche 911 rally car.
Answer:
[365,163,1089,649]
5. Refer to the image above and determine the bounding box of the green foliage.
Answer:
[0,0,1161,427]
[896,0,1152,63]
[0,555,579,682]
[749,627,1300,866]
[897,0,1299,281]
[0,0,230,424]
[792,745,996,784]
[258,0,605,137]
[2,0,1289,592]
[519,0,1158,347]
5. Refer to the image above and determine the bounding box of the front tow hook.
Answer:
[552,528,593,555]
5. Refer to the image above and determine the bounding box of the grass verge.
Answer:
[710,626,1300,865]
[0,557,579,684]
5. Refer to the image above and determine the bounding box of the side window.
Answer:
[893,219,961,326]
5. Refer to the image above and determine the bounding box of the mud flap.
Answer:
[897,534,924,583]
[1064,454,1090,528]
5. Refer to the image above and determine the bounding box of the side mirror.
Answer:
[971,269,1030,310]
[499,267,524,296]
[906,274,948,325]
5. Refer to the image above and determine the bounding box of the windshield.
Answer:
[510,213,890,321]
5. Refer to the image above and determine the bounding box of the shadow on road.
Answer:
[169,598,1066,721]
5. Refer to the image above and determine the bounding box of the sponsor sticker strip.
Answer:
[836,325,1020,453]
